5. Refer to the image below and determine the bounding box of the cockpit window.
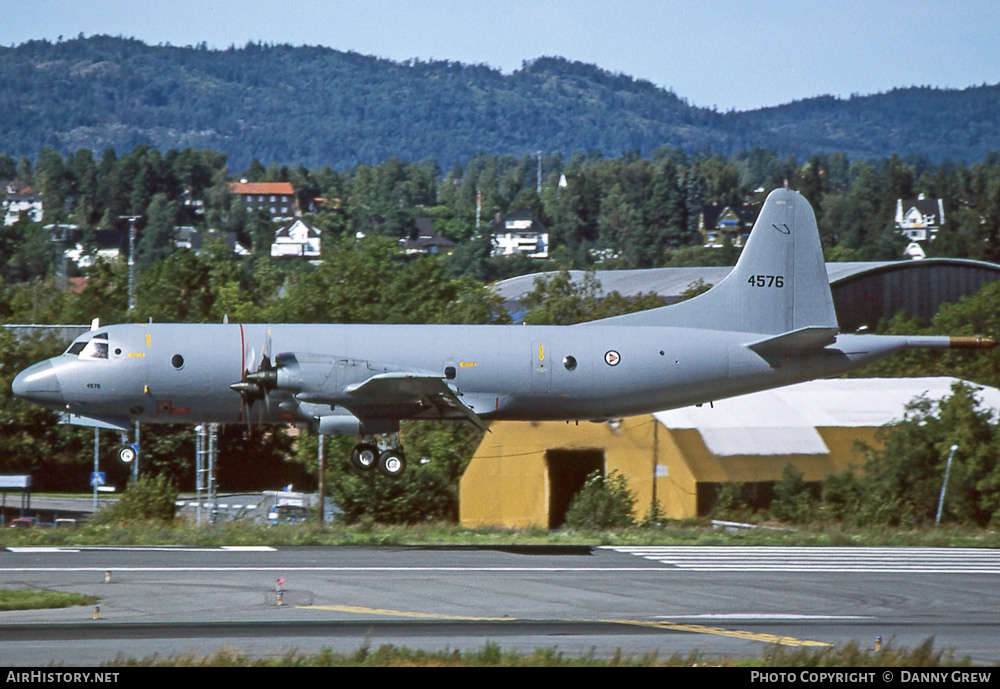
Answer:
[78,338,109,360]
[66,342,86,355]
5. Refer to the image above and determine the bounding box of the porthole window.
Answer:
[444,366,456,380]
[171,354,184,369]
[562,355,577,371]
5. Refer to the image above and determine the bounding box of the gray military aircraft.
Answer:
[12,188,996,477]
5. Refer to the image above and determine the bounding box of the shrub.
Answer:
[564,470,635,529]
[90,474,179,524]
[771,464,816,524]
[710,481,748,519]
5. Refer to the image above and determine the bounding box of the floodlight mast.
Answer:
[119,215,141,313]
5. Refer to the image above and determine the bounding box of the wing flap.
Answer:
[344,372,489,431]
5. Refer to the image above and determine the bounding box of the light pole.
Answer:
[936,444,959,525]
[119,215,141,313]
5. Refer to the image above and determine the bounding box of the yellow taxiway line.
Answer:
[298,604,512,621]
[299,605,831,647]
[610,619,831,647]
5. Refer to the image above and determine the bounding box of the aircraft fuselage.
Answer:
[13,321,898,432]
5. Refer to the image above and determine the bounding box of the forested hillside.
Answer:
[1,36,998,169]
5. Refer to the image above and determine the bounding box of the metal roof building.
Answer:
[493,259,1000,332]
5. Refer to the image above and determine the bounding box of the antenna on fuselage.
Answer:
[90,318,99,331]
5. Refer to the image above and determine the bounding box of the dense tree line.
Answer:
[7,142,1000,291]
[2,36,999,169]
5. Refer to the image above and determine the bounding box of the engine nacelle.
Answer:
[316,414,399,436]
[275,353,397,402]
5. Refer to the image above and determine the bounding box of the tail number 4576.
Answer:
[748,275,784,288]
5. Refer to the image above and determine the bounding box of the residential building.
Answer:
[63,229,124,269]
[698,204,760,248]
[895,194,945,242]
[174,227,250,256]
[2,180,44,226]
[229,180,297,220]
[271,218,321,257]
[490,210,549,259]
[399,217,457,255]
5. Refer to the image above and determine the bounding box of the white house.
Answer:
[490,210,549,259]
[896,194,945,242]
[2,181,43,226]
[271,218,321,257]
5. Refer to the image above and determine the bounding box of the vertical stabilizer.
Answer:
[583,188,838,334]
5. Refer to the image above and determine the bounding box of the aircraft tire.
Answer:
[350,443,379,471]
[118,445,137,464]
[377,449,406,478]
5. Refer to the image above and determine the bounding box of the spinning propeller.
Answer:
[231,327,279,429]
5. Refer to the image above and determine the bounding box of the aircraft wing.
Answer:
[342,372,489,431]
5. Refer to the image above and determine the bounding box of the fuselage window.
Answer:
[563,356,577,371]
[444,366,456,380]
[171,354,184,369]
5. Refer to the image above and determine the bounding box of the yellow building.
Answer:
[459,377,999,528]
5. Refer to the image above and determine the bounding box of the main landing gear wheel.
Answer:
[377,449,406,478]
[350,443,379,471]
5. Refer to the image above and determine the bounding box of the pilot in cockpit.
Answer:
[66,333,109,360]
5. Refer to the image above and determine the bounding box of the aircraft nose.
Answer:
[11,360,64,408]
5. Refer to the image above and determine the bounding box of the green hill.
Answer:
[1,36,997,168]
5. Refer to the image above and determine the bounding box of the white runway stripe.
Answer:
[602,546,1000,573]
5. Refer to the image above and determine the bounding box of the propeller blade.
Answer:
[232,327,281,431]
[261,327,273,370]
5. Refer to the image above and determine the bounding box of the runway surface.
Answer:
[2,545,999,665]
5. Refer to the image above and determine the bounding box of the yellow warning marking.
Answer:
[145,334,151,347]
[538,344,544,360]
[607,620,831,647]
[459,362,477,368]
[129,352,145,358]
[298,604,513,621]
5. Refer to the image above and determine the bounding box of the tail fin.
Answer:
[584,188,838,334]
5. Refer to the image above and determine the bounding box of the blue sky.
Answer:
[2,1,998,111]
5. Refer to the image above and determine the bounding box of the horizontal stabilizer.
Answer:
[747,326,839,356]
